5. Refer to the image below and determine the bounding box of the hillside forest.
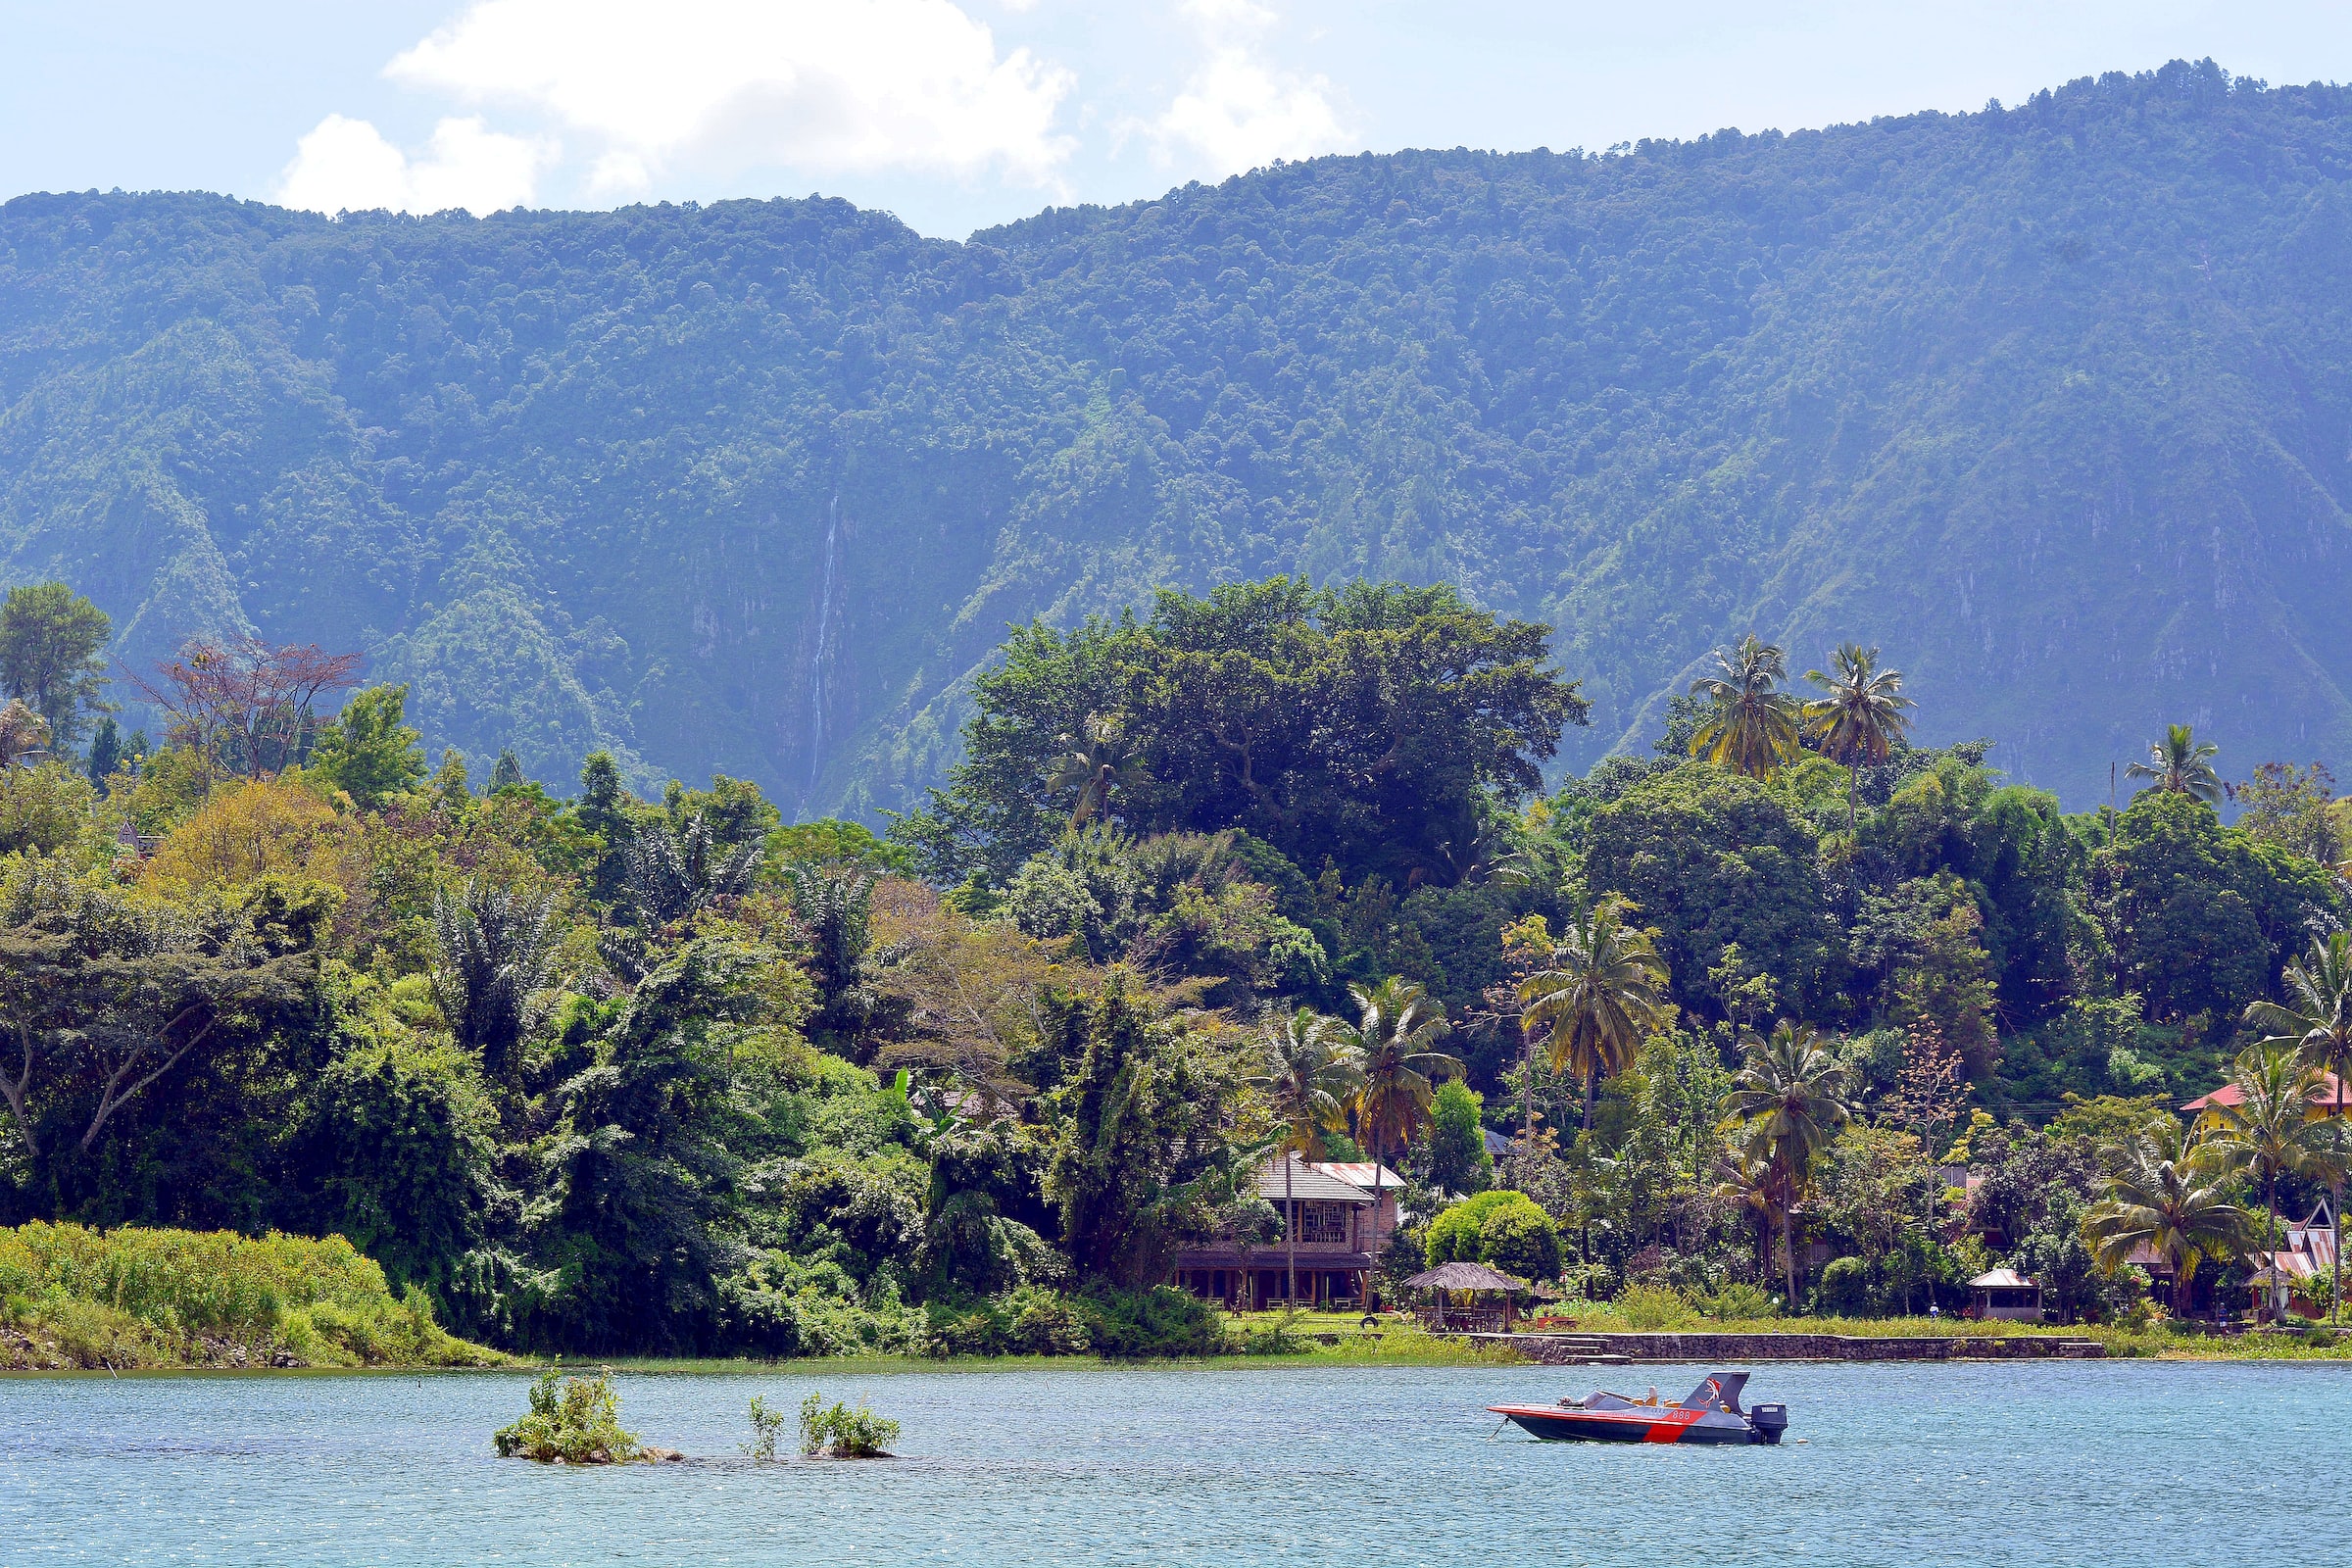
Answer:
[1,574,2346,1353]
[8,62,2352,818]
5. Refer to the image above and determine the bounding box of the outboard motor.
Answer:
[1747,1403,1789,1445]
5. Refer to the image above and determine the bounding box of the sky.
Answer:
[4,2,2351,238]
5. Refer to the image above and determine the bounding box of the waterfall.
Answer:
[807,488,842,797]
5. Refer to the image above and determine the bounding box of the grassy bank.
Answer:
[1516,1307,2352,1361]
[0,1222,506,1371]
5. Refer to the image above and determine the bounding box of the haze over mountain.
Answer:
[3,58,2348,816]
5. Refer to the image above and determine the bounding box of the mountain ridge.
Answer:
[3,57,2349,814]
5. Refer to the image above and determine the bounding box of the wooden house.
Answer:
[1170,1153,1404,1310]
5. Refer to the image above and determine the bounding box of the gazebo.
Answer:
[1966,1268,2044,1322]
[1402,1261,1531,1334]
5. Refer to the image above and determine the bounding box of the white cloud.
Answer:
[274,114,550,216]
[384,0,1075,196]
[1153,0,1350,175]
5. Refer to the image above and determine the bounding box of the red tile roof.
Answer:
[2181,1072,2349,1113]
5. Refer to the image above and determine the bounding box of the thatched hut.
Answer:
[1402,1261,1531,1333]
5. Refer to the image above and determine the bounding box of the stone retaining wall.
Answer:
[1461,1331,2107,1361]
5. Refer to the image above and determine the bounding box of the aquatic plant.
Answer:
[797,1392,900,1458]
[744,1395,786,1461]
[494,1372,644,1464]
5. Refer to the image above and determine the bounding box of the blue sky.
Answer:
[4,2,2349,237]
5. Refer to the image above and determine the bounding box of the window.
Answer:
[1295,1201,1350,1244]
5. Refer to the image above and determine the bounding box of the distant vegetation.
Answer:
[0,565,2343,1358]
[5,62,2352,813]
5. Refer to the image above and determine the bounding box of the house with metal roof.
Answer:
[1169,1153,1406,1311]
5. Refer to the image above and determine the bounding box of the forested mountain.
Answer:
[5,58,2351,814]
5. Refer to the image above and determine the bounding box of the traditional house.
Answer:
[1169,1153,1404,1310]
[2244,1200,2339,1320]
[1965,1267,2044,1321]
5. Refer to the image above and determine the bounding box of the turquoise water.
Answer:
[1,1360,2343,1565]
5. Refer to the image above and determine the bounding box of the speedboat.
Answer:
[1488,1371,1788,1445]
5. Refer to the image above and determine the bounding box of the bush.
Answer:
[745,1396,787,1461]
[1072,1286,1222,1357]
[1423,1190,1558,1281]
[1703,1282,1777,1321]
[1479,1204,1561,1281]
[494,1372,643,1463]
[1612,1284,1695,1329]
[798,1392,899,1457]
[923,1285,1093,1357]
[0,1221,498,1369]
[1818,1256,1871,1315]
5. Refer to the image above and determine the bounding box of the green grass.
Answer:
[0,1221,507,1371]
[1515,1307,2352,1360]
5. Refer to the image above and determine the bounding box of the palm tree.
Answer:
[1689,634,1801,779]
[1516,895,1672,1135]
[1710,1129,1789,1296]
[2246,930,2352,1319]
[1329,977,1463,1171]
[1050,712,1144,829]
[2199,1044,2322,1321]
[0,699,50,770]
[1803,643,1915,835]
[2124,723,2222,805]
[1718,1022,1857,1310]
[2083,1120,2250,1319]
[2296,1117,2352,1325]
[1246,1007,1360,1308]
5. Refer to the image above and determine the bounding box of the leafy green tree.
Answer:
[625,814,761,926]
[1582,763,1834,1020]
[1328,976,1462,1165]
[2229,762,2342,866]
[574,751,636,904]
[784,862,883,1059]
[895,577,1588,891]
[1689,634,1800,780]
[1719,1022,1858,1309]
[0,583,110,751]
[307,685,426,808]
[430,880,560,1093]
[2083,1120,2250,1318]
[1512,895,1672,1133]
[84,715,122,787]
[2088,791,2331,1023]
[1424,1078,1494,1197]
[1042,977,1247,1291]
[488,750,525,791]
[1050,713,1145,830]
[1803,643,1914,835]
[2126,723,2223,804]
[1247,1006,1361,1303]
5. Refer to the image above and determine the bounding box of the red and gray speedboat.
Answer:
[1488,1371,1788,1445]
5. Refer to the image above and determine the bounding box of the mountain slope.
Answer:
[4,59,2350,812]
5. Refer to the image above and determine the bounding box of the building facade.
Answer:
[1170,1153,1404,1310]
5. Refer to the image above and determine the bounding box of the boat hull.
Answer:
[1487,1405,1772,1445]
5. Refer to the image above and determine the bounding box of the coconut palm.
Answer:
[2246,929,2352,1319]
[1515,895,1672,1135]
[2082,1120,2251,1319]
[2198,1044,2323,1321]
[1803,643,1915,835]
[1050,712,1145,829]
[1718,1022,1858,1310]
[1689,634,1801,779]
[0,699,50,770]
[1328,977,1463,1170]
[2124,723,2223,805]
[1710,1128,1790,1294]
[1246,1007,1361,1308]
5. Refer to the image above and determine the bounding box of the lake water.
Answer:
[1,1360,2343,1566]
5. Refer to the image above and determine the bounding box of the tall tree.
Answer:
[307,684,425,808]
[1327,977,1462,1168]
[1512,896,1672,1135]
[1718,1022,1857,1310]
[2083,1120,2249,1318]
[2125,723,2223,804]
[1689,633,1800,780]
[1246,1006,1360,1306]
[2197,1044,2322,1321]
[2245,930,2352,1320]
[431,880,560,1093]
[130,636,362,791]
[0,583,110,751]
[1803,643,1915,834]
[1050,713,1145,831]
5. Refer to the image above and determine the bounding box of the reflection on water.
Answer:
[2,1360,2344,1565]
